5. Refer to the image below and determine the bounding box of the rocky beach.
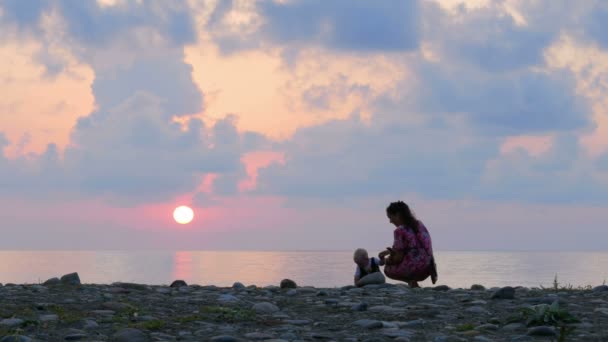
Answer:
[1,273,607,341]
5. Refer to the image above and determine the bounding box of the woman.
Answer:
[379,201,437,288]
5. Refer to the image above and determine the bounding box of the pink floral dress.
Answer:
[384,221,434,282]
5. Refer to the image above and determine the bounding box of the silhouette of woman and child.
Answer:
[353,201,438,288]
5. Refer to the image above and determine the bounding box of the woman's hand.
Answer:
[378,250,390,259]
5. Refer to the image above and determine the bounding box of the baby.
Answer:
[353,248,386,287]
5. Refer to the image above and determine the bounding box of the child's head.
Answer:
[353,248,369,266]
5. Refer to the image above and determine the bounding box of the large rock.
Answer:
[232,282,246,290]
[355,272,386,287]
[280,279,297,289]
[43,277,60,286]
[593,285,608,292]
[491,286,515,299]
[170,280,187,288]
[60,272,81,285]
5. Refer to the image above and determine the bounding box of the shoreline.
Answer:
[1,273,608,341]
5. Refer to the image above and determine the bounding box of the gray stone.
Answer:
[280,279,297,289]
[353,319,383,329]
[64,333,87,340]
[113,328,148,342]
[218,294,240,303]
[310,332,333,339]
[102,301,134,311]
[502,323,525,331]
[471,284,486,291]
[90,310,115,315]
[475,323,498,331]
[491,286,515,299]
[433,336,466,342]
[0,337,33,342]
[30,284,47,292]
[351,302,368,311]
[593,285,608,292]
[0,318,24,327]
[60,272,81,285]
[210,336,241,342]
[82,320,99,330]
[527,326,557,336]
[381,329,414,338]
[464,306,490,315]
[244,332,274,340]
[473,337,493,342]
[399,319,425,328]
[284,319,311,325]
[252,302,279,314]
[324,298,339,305]
[232,282,245,290]
[286,289,297,296]
[433,285,451,291]
[39,314,59,322]
[170,280,187,288]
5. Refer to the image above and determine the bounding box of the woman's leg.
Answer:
[408,281,420,288]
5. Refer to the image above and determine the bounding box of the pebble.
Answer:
[210,336,241,342]
[353,319,383,329]
[63,333,87,340]
[464,306,490,315]
[527,326,557,336]
[0,318,24,327]
[351,302,368,311]
[218,294,240,303]
[113,328,148,342]
[0,337,33,342]
[252,302,279,314]
[39,314,59,322]
[244,332,274,340]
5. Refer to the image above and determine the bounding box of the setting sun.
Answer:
[173,206,194,224]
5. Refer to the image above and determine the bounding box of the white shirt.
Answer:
[354,257,382,277]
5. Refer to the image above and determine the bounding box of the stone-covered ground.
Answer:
[1,273,608,341]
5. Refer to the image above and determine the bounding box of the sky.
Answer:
[0,0,607,251]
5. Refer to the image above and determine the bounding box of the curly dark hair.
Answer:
[386,201,420,232]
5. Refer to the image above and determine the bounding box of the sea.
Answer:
[1,250,607,289]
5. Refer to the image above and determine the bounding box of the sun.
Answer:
[173,206,194,224]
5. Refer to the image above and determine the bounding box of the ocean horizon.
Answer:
[2,250,607,289]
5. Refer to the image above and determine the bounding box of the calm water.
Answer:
[1,251,607,288]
